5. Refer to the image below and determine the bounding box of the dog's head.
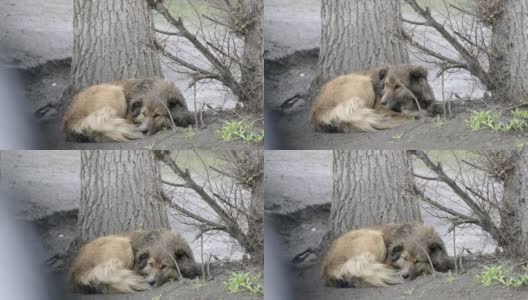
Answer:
[129,93,194,136]
[388,239,448,280]
[380,65,433,112]
[135,246,201,287]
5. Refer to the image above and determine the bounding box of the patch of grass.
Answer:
[216,120,264,144]
[445,271,456,283]
[184,127,196,139]
[392,133,404,140]
[465,110,500,130]
[476,265,528,288]
[224,272,264,297]
[193,278,205,289]
[434,115,445,128]
[513,109,528,120]
[465,110,528,132]
[144,143,155,150]
[152,295,162,300]
[403,287,415,295]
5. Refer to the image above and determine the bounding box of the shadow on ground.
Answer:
[61,262,262,300]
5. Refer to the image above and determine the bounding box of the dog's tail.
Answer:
[322,254,401,288]
[310,97,404,133]
[64,107,142,142]
[70,259,150,294]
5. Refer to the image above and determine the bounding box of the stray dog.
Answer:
[69,229,201,293]
[309,65,435,133]
[321,223,451,287]
[63,79,194,142]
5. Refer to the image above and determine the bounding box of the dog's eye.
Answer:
[154,114,160,118]
[161,265,167,270]
[139,254,148,261]
[395,85,401,89]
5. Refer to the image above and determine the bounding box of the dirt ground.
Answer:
[1,0,262,150]
[264,0,528,150]
[60,262,263,300]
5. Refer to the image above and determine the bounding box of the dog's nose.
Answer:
[401,272,410,280]
[147,279,156,286]
[141,128,149,135]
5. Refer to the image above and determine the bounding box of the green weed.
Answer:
[403,287,415,295]
[224,272,264,296]
[193,278,205,289]
[465,110,528,132]
[434,115,445,128]
[476,265,528,288]
[445,270,456,283]
[216,121,264,144]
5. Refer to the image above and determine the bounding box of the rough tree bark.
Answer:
[329,150,422,239]
[240,150,264,264]
[72,0,162,90]
[319,0,409,82]
[79,150,169,242]
[239,0,264,113]
[501,149,528,258]
[493,0,528,102]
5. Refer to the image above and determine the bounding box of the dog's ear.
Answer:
[129,99,142,117]
[409,66,428,80]
[136,251,149,268]
[428,242,443,254]
[390,244,404,261]
[174,248,189,260]
[375,66,389,81]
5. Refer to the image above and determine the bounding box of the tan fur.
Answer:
[309,72,405,133]
[62,84,142,142]
[63,79,193,142]
[68,236,149,294]
[321,223,451,288]
[321,229,400,287]
[69,230,201,294]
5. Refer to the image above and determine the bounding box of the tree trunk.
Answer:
[329,150,422,239]
[224,150,264,264]
[246,151,264,264]
[490,0,528,103]
[79,150,169,242]
[240,0,264,114]
[319,0,409,82]
[72,0,162,90]
[501,149,528,258]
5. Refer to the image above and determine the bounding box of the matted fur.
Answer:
[62,79,193,142]
[321,223,451,288]
[62,84,142,142]
[380,65,435,116]
[321,229,401,287]
[309,71,405,133]
[69,230,200,294]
